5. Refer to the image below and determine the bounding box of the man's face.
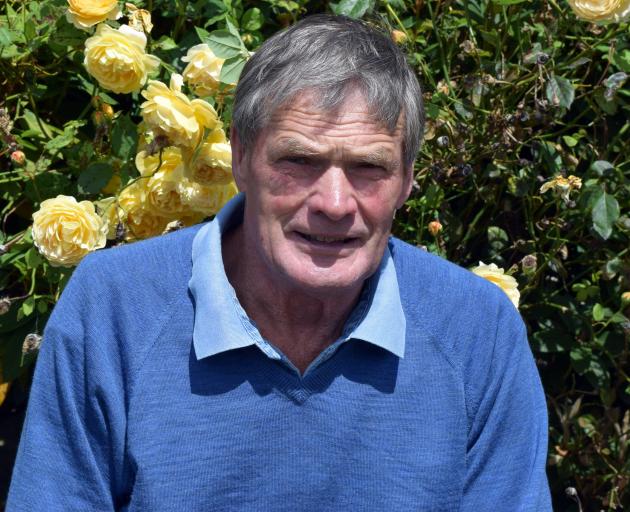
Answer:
[232,89,413,297]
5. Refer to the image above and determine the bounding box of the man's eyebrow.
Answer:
[269,138,320,157]
[269,138,400,170]
[355,148,399,170]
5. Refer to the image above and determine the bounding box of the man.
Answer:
[8,15,551,511]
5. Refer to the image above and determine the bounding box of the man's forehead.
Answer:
[266,87,404,135]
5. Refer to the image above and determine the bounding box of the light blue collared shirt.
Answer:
[188,193,406,377]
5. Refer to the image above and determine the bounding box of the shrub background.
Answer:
[1,0,629,509]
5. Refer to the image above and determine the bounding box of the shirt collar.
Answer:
[188,193,406,361]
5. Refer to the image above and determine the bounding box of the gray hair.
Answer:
[232,14,424,168]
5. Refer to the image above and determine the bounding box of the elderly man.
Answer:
[8,14,551,511]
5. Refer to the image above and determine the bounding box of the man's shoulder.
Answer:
[81,222,206,280]
[388,236,504,302]
[388,236,525,366]
[51,222,207,344]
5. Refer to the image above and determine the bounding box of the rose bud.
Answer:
[428,220,443,237]
[10,150,25,166]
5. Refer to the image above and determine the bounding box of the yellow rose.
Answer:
[135,147,188,216]
[84,24,160,94]
[116,181,170,240]
[471,262,520,308]
[177,180,238,217]
[182,44,228,97]
[141,74,222,149]
[32,195,108,267]
[183,130,233,186]
[66,0,122,31]
[567,0,630,22]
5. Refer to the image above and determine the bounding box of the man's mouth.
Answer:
[295,232,358,245]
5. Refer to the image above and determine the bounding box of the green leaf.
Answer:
[562,135,578,147]
[111,115,137,160]
[43,121,84,152]
[592,303,608,322]
[78,162,114,195]
[0,27,13,45]
[21,297,35,317]
[612,49,630,73]
[531,328,571,353]
[25,247,42,269]
[225,18,241,39]
[154,36,178,51]
[492,0,529,4]
[545,74,575,109]
[454,101,473,120]
[590,160,614,176]
[200,29,243,58]
[424,102,440,119]
[220,56,246,84]
[24,171,73,203]
[487,226,508,253]
[195,26,211,44]
[241,8,263,32]
[591,190,620,240]
[330,0,373,18]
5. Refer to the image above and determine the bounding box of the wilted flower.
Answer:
[428,220,443,237]
[66,0,122,31]
[22,333,42,355]
[567,0,630,22]
[391,30,407,44]
[540,175,582,203]
[84,24,160,94]
[126,2,153,33]
[521,254,538,276]
[0,297,10,315]
[471,261,520,308]
[141,74,222,149]
[32,195,108,267]
[182,44,228,97]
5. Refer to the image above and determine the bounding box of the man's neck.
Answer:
[222,225,362,374]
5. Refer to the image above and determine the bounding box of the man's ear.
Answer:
[230,126,247,193]
[396,163,415,209]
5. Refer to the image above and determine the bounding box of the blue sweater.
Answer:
[7,222,551,510]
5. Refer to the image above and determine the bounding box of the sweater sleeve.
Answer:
[6,257,130,511]
[461,298,552,511]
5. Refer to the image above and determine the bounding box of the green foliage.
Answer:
[1,0,629,509]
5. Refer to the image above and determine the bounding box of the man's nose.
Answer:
[309,166,358,221]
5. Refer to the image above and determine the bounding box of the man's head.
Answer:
[228,15,424,298]
[232,14,424,169]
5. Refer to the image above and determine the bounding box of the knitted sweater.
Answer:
[7,223,551,511]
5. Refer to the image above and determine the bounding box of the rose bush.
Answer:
[1,0,629,509]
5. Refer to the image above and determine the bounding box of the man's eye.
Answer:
[284,156,310,165]
[356,162,385,172]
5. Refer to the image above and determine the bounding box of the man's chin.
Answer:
[280,263,368,298]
